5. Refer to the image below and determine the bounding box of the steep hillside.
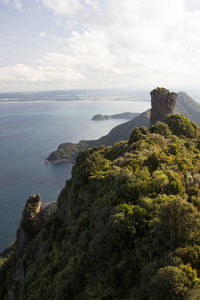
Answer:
[2,115,200,299]
[175,92,200,126]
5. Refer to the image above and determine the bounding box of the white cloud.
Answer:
[39,32,46,38]
[0,63,83,83]
[41,0,82,16]
[41,0,100,17]
[2,0,200,91]
[0,62,84,91]
[39,31,68,42]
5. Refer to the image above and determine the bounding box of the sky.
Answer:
[1,0,200,92]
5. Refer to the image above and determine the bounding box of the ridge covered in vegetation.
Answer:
[47,91,200,163]
[2,114,200,299]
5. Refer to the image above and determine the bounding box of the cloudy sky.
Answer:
[1,0,200,92]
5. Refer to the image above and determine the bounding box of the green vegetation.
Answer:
[151,87,171,95]
[47,141,89,162]
[166,114,200,138]
[20,196,40,235]
[2,114,200,299]
[174,92,200,127]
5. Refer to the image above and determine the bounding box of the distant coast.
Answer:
[92,112,140,121]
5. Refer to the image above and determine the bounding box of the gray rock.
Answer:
[16,194,41,257]
[150,87,177,127]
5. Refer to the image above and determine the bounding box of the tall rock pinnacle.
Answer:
[150,87,177,127]
[16,194,41,257]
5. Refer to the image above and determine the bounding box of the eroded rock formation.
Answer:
[150,87,177,127]
[16,194,41,257]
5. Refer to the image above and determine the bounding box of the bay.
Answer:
[0,100,150,251]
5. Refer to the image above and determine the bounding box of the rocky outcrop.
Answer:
[1,197,57,300]
[3,195,43,300]
[150,87,177,127]
[16,194,41,257]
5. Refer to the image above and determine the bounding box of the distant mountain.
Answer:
[47,91,200,163]
[175,92,200,126]
[92,112,140,120]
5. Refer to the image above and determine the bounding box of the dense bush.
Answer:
[166,114,200,138]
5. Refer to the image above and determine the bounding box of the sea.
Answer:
[0,100,150,252]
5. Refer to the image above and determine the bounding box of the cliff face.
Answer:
[7,195,44,300]
[150,87,177,127]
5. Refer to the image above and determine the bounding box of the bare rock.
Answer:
[150,87,177,127]
[16,194,41,257]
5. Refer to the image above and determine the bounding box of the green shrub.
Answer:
[166,114,200,138]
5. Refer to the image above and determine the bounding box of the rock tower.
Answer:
[150,87,177,127]
[16,194,41,257]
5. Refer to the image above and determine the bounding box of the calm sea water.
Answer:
[0,100,150,251]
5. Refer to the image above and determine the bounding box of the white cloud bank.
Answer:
[1,0,200,91]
